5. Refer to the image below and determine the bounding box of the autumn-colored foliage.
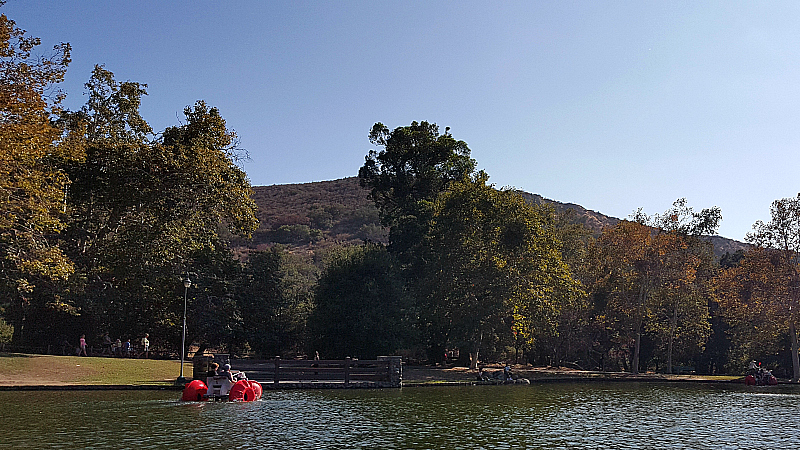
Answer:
[0,12,79,342]
[716,195,800,381]
[589,199,719,374]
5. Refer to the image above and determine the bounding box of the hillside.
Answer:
[245,177,385,252]
[514,191,620,233]
[244,177,747,258]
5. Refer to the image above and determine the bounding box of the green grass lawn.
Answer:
[0,353,191,386]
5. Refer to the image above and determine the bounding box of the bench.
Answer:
[671,365,694,374]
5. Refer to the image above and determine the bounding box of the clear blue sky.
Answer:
[6,1,800,241]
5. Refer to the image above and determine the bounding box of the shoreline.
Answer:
[0,384,182,391]
[1,354,793,390]
[0,364,772,391]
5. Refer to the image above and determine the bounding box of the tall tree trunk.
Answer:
[469,349,480,370]
[667,301,678,374]
[632,327,641,374]
[9,296,26,346]
[789,320,799,382]
[631,286,646,374]
[469,331,482,370]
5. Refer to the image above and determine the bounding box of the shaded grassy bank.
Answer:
[0,353,187,387]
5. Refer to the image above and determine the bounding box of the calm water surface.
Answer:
[0,382,798,449]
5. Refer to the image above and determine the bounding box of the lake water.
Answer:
[1,382,798,449]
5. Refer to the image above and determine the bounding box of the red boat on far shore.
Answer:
[744,362,778,386]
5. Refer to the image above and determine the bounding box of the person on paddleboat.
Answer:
[218,363,235,382]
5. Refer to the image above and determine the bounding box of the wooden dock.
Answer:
[195,356,402,389]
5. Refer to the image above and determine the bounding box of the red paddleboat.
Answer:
[744,363,778,386]
[182,376,262,402]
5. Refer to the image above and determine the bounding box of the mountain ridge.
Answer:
[246,177,747,258]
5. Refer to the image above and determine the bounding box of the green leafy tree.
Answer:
[589,220,653,373]
[275,251,318,354]
[237,248,314,358]
[58,67,258,347]
[540,210,594,367]
[358,121,476,263]
[643,199,718,374]
[0,316,12,344]
[182,246,244,357]
[417,174,581,368]
[715,247,795,377]
[309,243,407,359]
[237,249,281,357]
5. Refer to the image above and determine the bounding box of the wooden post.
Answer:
[344,357,351,385]
[274,356,280,385]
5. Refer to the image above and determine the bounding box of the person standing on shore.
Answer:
[102,333,113,355]
[61,337,71,356]
[79,335,87,356]
[140,333,150,358]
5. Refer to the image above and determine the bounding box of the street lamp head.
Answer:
[184,277,191,289]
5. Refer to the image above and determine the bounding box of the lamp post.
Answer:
[176,275,191,385]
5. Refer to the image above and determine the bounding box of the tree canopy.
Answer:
[590,199,719,374]
[358,121,476,260]
[309,243,407,359]
[416,173,581,367]
[0,12,76,343]
[716,195,800,381]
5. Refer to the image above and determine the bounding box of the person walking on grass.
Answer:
[79,334,88,356]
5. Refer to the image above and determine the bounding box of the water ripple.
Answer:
[1,383,799,449]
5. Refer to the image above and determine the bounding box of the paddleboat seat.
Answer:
[206,375,234,397]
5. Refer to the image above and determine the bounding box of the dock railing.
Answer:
[225,356,402,388]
